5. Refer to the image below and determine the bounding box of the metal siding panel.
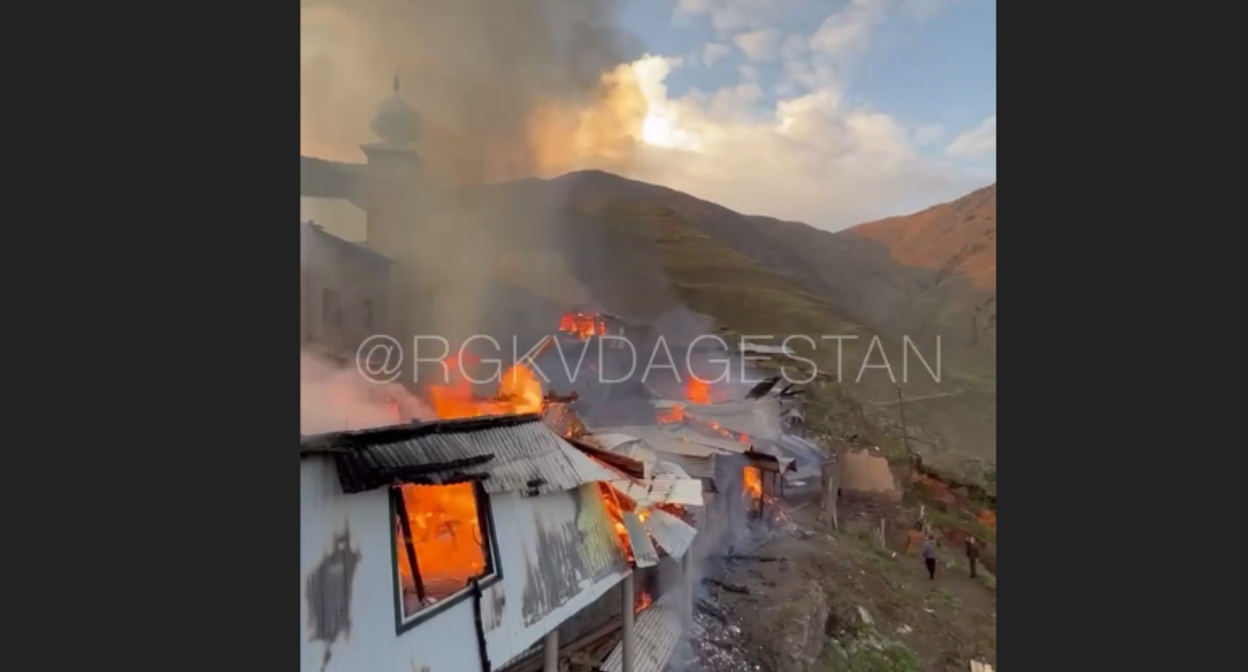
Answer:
[600,590,683,672]
[641,509,697,559]
[595,424,747,455]
[621,512,658,567]
[653,460,690,480]
[485,490,630,669]
[608,476,705,508]
[651,453,715,480]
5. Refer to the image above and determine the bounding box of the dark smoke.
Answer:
[301,0,638,183]
[302,0,657,351]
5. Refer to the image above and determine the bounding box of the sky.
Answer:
[609,0,996,229]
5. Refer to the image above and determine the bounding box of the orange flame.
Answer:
[559,311,606,340]
[635,591,653,612]
[656,404,685,424]
[596,482,657,565]
[685,377,711,405]
[655,404,750,445]
[426,354,544,420]
[742,466,763,501]
[394,483,487,601]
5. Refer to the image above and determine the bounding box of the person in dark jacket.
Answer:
[965,535,980,578]
[922,536,937,580]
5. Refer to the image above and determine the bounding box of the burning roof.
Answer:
[301,413,614,495]
[640,508,696,559]
[654,398,783,443]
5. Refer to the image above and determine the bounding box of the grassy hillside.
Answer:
[748,186,997,379]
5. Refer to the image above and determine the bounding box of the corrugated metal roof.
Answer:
[653,460,690,480]
[652,399,783,442]
[609,476,704,508]
[591,434,657,480]
[594,425,747,456]
[622,512,659,567]
[746,451,797,474]
[593,433,644,451]
[642,509,697,559]
[652,452,716,480]
[558,439,626,483]
[302,414,615,495]
[601,589,683,672]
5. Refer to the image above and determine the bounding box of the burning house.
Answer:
[301,412,703,672]
[557,306,624,342]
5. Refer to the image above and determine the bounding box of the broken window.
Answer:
[392,482,495,622]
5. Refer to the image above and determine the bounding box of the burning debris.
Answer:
[742,466,763,514]
[303,301,829,672]
[559,310,608,340]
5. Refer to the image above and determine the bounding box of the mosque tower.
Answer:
[360,72,423,262]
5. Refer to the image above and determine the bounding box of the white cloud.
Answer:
[914,124,945,146]
[616,1,989,230]
[620,54,984,230]
[701,42,733,66]
[674,0,770,33]
[944,115,996,158]
[809,0,889,57]
[733,28,781,61]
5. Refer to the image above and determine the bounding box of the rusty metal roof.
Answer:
[642,509,697,559]
[541,401,589,439]
[301,413,615,495]
[601,589,683,672]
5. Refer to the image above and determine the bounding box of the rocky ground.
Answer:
[687,479,996,672]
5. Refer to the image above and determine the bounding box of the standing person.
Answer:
[923,535,937,580]
[965,535,980,578]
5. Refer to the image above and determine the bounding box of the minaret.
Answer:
[360,72,423,262]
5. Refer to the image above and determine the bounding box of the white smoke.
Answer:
[300,350,436,434]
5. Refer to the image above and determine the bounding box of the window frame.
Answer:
[389,480,502,634]
[321,288,342,327]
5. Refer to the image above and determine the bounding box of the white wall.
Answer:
[302,462,629,672]
[482,489,630,668]
[301,458,481,672]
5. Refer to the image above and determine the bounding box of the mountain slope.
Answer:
[748,185,997,377]
[298,158,997,465]
[524,171,997,381]
[849,184,996,291]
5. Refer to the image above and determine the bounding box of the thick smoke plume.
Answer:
[302,0,654,353]
[300,0,645,182]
